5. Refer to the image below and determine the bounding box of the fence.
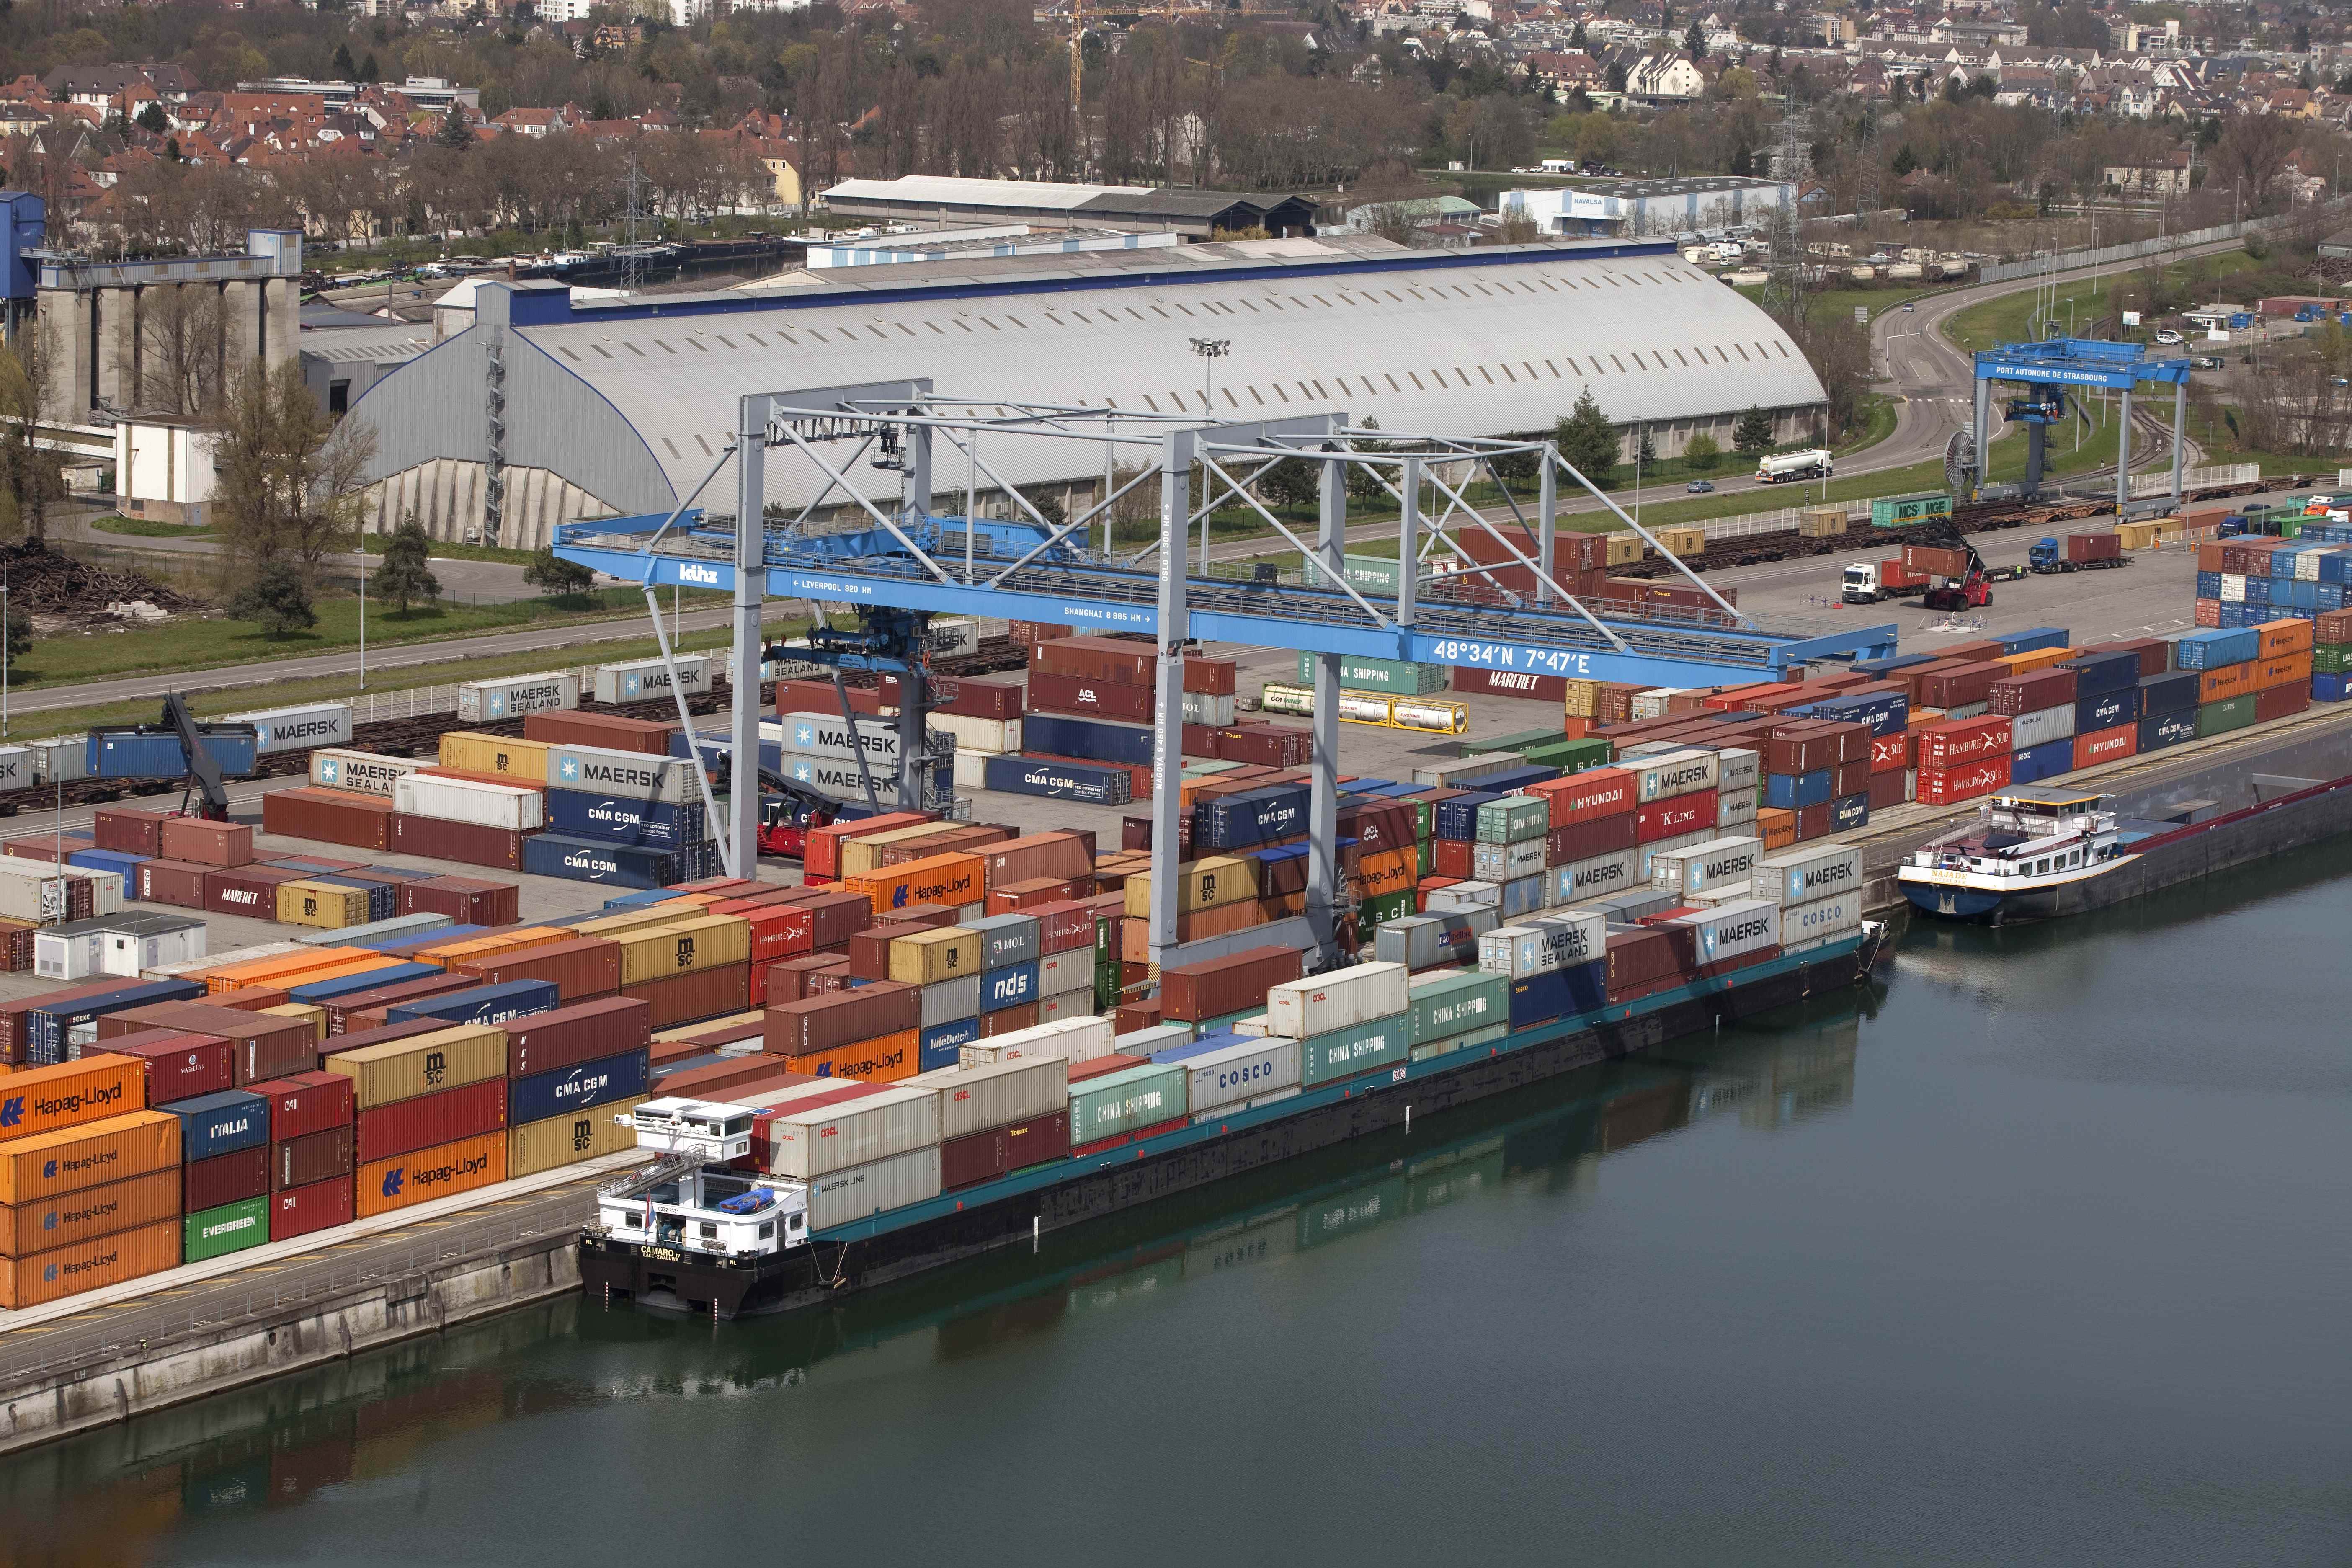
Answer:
[2127,462,2262,500]
[1975,200,2351,285]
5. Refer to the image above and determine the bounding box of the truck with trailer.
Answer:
[2027,534,2130,574]
[1841,559,1931,604]
[1756,449,1834,484]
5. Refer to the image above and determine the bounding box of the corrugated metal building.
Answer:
[348,234,1828,548]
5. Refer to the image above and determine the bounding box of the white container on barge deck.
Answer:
[1263,962,1410,1039]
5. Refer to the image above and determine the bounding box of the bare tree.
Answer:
[209,361,380,584]
[0,334,62,547]
[131,284,226,417]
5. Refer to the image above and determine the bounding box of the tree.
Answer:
[3,605,27,662]
[1891,142,1917,178]
[130,284,224,416]
[333,42,358,78]
[360,52,381,83]
[1554,388,1620,480]
[0,334,61,546]
[1733,405,1776,455]
[135,103,168,136]
[227,560,317,638]
[524,544,596,598]
[1637,427,1658,467]
[1684,431,1721,469]
[208,361,379,581]
[1259,457,1320,512]
[374,515,442,613]
[1684,19,1706,59]
[437,109,475,150]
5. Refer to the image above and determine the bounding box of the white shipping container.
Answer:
[802,1145,944,1231]
[1264,961,1411,1039]
[926,712,1022,755]
[393,774,544,831]
[0,746,32,794]
[1717,789,1757,829]
[919,975,981,1030]
[1630,687,1687,721]
[1634,830,1714,883]
[291,913,447,948]
[1780,887,1865,948]
[455,671,578,722]
[1651,835,1764,895]
[1181,690,1236,727]
[1551,847,1640,905]
[1181,1035,1301,1114]
[1529,909,1608,965]
[1035,949,1093,998]
[2220,573,2246,603]
[1471,838,1548,882]
[905,1056,1070,1140]
[1715,747,1760,794]
[1230,1014,1272,1037]
[962,1016,1117,1068]
[1421,880,1501,915]
[1674,899,1781,965]
[310,748,423,795]
[1111,1023,1192,1057]
[952,751,991,790]
[226,703,353,756]
[1037,990,1091,1025]
[1631,748,1720,804]
[26,736,89,786]
[778,710,929,767]
[545,743,691,805]
[2009,703,2076,750]
[1479,912,1605,979]
[769,1083,943,1178]
[1751,843,1864,906]
[595,655,711,705]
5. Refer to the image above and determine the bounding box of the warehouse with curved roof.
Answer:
[351,235,1827,548]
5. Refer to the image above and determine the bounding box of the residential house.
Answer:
[1625,52,1706,101]
[2103,148,2192,193]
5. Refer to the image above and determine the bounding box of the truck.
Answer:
[1756,448,1834,484]
[2028,534,2130,574]
[1841,559,1930,604]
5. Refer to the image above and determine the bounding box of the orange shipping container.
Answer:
[1998,647,2076,676]
[1357,848,1417,900]
[776,1029,919,1083]
[414,927,571,967]
[843,852,983,916]
[0,1219,179,1309]
[1757,807,1798,850]
[0,1168,182,1256]
[202,947,375,994]
[2256,618,2314,659]
[2197,661,2257,703]
[2252,651,2313,691]
[0,1109,179,1204]
[0,1056,146,1141]
[1119,899,1264,963]
[355,1132,508,1219]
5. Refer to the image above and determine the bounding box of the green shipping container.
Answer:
[1416,838,1434,877]
[2311,643,2352,675]
[1361,889,1415,927]
[1198,1006,1268,1034]
[1340,554,1405,594]
[1406,970,1509,1045]
[1300,1011,1411,1086]
[1488,727,1570,756]
[183,1197,268,1263]
[2197,694,2259,737]
[1402,792,1439,841]
[1870,491,1954,528]
[1474,795,1550,844]
[1299,652,1449,695]
[1411,1021,1509,1063]
[1069,1062,1188,1144]
[1523,736,1615,774]
[1092,912,1118,965]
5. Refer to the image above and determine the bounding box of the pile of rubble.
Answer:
[0,542,199,619]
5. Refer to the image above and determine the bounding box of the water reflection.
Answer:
[0,993,1867,1558]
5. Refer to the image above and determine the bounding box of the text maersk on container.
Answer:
[1701,917,1774,955]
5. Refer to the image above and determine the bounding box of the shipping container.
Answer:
[904,1057,1067,1141]
[270,1176,353,1240]
[326,1024,506,1110]
[184,1145,268,1212]
[1068,1061,1187,1146]
[355,1132,507,1219]
[765,1083,941,1178]
[243,1070,353,1144]
[272,1125,353,1190]
[454,672,578,723]
[621,965,750,1031]
[386,979,558,1030]
[0,1166,179,1256]
[510,1047,650,1126]
[0,1109,179,1206]
[0,1219,178,1308]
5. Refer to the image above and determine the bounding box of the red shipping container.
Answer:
[108,1003,315,1083]
[987,877,1093,914]
[982,831,1096,890]
[161,818,253,867]
[879,673,1024,720]
[502,997,653,1079]
[246,1070,355,1142]
[2192,598,2221,628]
[1917,756,2014,806]
[1026,671,1155,721]
[1161,945,1303,1022]
[1913,716,2012,769]
[1432,838,1473,879]
[1988,668,2077,715]
[186,1146,270,1211]
[1003,1107,1071,1168]
[93,808,171,858]
[263,788,394,852]
[98,1026,230,1099]
[1540,768,1636,825]
[1025,900,1097,955]
[2106,637,2172,678]
[763,954,849,1005]
[981,1002,1041,1037]
[776,678,884,720]
[1865,768,1911,810]
[356,1078,508,1165]
[744,906,816,967]
[1916,661,2009,712]
[1635,792,1717,843]
[259,855,370,875]
[624,964,751,1031]
[1869,731,1912,774]
[1212,724,1313,769]
[271,1176,354,1241]
[798,890,874,948]
[455,936,620,1002]
[132,859,210,909]
[399,875,521,928]
[1451,666,1570,702]
[2254,681,2310,723]
[206,865,304,920]
[941,1124,1008,1189]
[522,711,677,754]
[1547,812,1638,864]
[1830,759,1871,800]
[318,1019,448,1059]
[1793,802,1833,841]
[387,814,526,870]
[326,975,473,1034]
[273,1126,354,1189]
[2073,723,2138,769]
[1183,659,1238,697]
[1033,635,1156,686]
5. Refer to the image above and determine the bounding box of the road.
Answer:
[65,505,538,604]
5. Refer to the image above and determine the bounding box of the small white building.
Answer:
[112,417,219,528]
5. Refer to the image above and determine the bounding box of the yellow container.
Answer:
[1122,856,1256,918]
[276,879,371,929]
[887,927,980,985]
[611,914,750,985]
[839,823,959,879]
[1604,534,1645,566]
[1563,678,1599,720]
[1798,507,1847,539]
[508,1097,648,1177]
[1657,526,1706,558]
[325,1024,507,1110]
[261,1003,327,1045]
[437,731,549,781]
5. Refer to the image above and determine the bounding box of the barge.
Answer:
[578,925,1889,1318]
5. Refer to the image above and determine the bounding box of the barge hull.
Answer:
[579,939,1875,1317]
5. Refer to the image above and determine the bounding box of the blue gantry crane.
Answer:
[1965,338,2194,508]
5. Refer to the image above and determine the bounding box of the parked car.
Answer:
[1686,479,1715,494]
[2191,356,2222,369]
[2154,329,2185,345]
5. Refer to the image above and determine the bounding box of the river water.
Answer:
[5,847,2349,1564]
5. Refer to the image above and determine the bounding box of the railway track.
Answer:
[6,638,1031,816]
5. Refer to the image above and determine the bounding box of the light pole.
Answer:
[357,541,367,690]
[1190,337,1230,413]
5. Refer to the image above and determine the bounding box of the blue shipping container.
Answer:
[2138,671,2199,715]
[918,1016,980,1071]
[2138,710,2197,753]
[1765,769,1834,810]
[522,834,686,890]
[288,962,441,1006]
[1470,764,1560,796]
[67,848,147,877]
[315,874,397,924]
[1507,961,1607,1029]
[2061,650,2139,700]
[25,978,203,1066]
[1195,786,1309,850]
[2075,687,2140,734]
[509,1047,651,1125]
[2196,571,2222,598]
[545,788,709,850]
[1810,691,1909,737]
[2009,740,2073,784]
[2175,628,2260,671]
[1997,627,2069,655]
[979,755,1133,806]
[2314,672,2351,703]
[1830,792,1870,830]
[980,962,1039,1013]
[88,731,258,779]
[162,1089,269,1163]
[1021,713,1153,768]
[1434,792,1501,841]
[387,978,560,1028]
